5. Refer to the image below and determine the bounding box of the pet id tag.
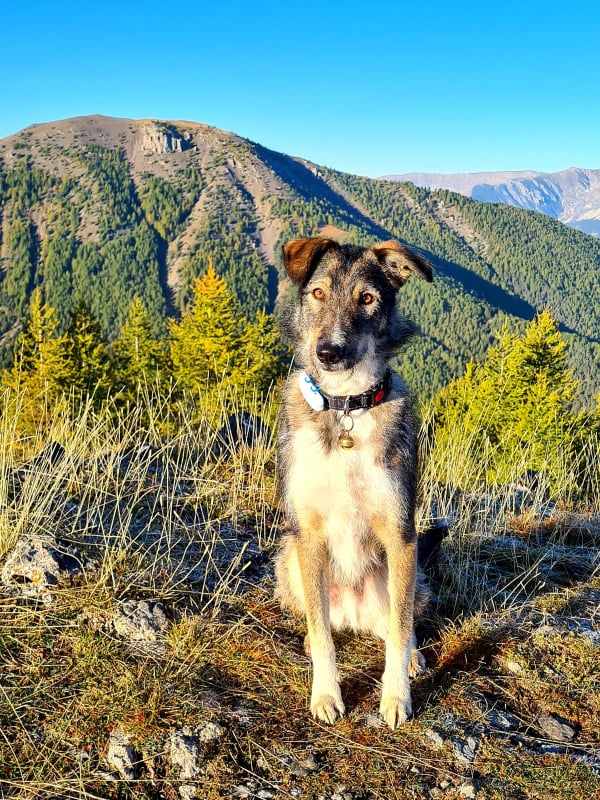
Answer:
[299,372,325,411]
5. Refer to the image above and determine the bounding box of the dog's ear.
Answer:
[282,238,339,285]
[371,241,433,288]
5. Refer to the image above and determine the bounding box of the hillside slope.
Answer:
[1,116,599,405]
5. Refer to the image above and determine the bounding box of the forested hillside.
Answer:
[1,116,599,405]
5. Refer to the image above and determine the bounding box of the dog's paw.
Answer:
[408,647,426,677]
[311,693,345,725]
[379,692,412,730]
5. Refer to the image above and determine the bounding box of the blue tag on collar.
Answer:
[299,371,325,411]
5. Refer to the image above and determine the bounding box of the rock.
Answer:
[231,706,252,726]
[487,709,520,731]
[418,523,450,567]
[169,728,201,779]
[364,712,385,728]
[198,721,224,743]
[282,749,319,777]
[505,659,524,675]
[1,534,93,603]
[425,728,445,747]
[458,780,478,798]
[112,599,169,646]
[137,122,188,155]
[233,784,274,800]
[450,735,480,764]
[105,728,141,779]
[23,440,66,472]
[536,713,578,742]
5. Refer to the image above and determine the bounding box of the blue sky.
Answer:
[1,1,599,176]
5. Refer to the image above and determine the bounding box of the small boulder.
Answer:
[111,599,169,647]
[536,713,578,742]
[105,728,142,780]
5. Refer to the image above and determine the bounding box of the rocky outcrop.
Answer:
[137,122,191,155]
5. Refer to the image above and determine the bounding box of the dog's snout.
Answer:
[316,341,344,365]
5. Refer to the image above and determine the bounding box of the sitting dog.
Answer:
[275,237,433,729]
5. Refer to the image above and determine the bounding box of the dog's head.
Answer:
[281,237,432,388]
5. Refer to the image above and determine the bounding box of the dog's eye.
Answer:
[312,288,325,300]
[360,292,375,305]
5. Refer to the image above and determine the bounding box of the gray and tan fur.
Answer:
[275,237,433,729]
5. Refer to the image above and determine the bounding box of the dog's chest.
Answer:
[287,411,394,528]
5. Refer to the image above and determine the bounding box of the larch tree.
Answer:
[431,309,579,491]
[2,289,68,433]
[111,296,167,401]
[62,302,112,405]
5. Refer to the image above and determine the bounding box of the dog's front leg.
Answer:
[297,532,345,724]
[378,526,418,729]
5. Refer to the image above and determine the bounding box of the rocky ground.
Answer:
[1,432,598,799]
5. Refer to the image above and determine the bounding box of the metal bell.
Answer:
[338,432,355,449]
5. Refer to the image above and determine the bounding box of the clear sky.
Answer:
[1,1,599,177]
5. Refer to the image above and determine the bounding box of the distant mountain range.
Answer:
[1,116,599,406]
[382,168,600,236]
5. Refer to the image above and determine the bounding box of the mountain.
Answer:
[382,168,600,236]
[1,116,599,406]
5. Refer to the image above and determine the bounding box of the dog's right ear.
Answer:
[282,238,338,286]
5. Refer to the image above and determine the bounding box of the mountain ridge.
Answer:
[1,115,599,406]
[381,167,600,236]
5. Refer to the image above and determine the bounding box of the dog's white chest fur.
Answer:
[288,411,394,584]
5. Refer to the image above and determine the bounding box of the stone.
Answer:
[105,728,141,780]
[536,713,578,742]
[1,534,94,604]
[213,412,269,457]
[487,709,520,731]
[282,750,319,777]
[425,728,445,747]
[458,780,478,798]
[505,660,524,675]
[137,122,188,155]
[112,599,169,646]
[169,728,201,779]
[198,721,224,743]
[450,735,480,764]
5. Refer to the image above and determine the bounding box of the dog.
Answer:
[275,237,433,729]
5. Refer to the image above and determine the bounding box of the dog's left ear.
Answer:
[282,238,339,285]
[371,241,433,288]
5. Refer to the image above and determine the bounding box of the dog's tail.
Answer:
[417,523,450,568]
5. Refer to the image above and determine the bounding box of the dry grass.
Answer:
[0,385,598,799]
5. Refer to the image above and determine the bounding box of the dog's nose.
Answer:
[316,342,343,365]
